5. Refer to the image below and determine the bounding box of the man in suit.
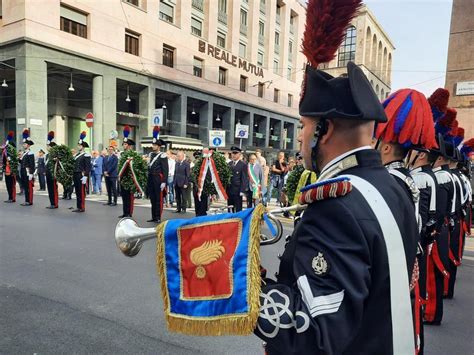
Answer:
[91,150,104,194]
[103,145,118,206]
[174,151,190,213]
[227,146,248,213]
[36,149,46,191]
[247,153,263,208]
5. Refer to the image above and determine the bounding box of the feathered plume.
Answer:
[301,0,363,67]
[22,129,30,139]
[428,88,450,122]
[460,138,474,158]
[47,131,55,142]
[123,125,131,138]
[79,131,87,140]
[375,89,437,149]
[7,131,14,142]
[435,108,456,136]
[153,126,160,139]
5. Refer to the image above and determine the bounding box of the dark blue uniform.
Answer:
[20,150,35,205]
[73,152,91,211]
[147,151,168,222]
[227,160,248,213]
[256,149,419,354]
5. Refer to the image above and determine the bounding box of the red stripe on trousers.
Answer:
[459,220,466,261]
[53,178,58,207]
[81,184,86,210]
[29,180,34,204]
[12,176,16,201]
[424,252,436,322]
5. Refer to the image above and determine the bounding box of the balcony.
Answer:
[260,2,266,14]
[258,34,264,46]
[240,23,248,36]
[192,0,203,12]
[218,11,227,25]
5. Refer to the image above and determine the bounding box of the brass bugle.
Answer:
[114,207,294,257]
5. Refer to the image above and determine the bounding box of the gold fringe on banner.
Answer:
[155,204,265,336]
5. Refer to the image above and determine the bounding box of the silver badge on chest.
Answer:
[312,252,328,276]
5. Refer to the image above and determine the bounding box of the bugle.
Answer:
[114,207,299,257]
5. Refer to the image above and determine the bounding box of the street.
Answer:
[1,191,473,354]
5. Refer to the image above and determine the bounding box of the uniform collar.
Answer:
[318,146,373,181]
[385,160,405,170]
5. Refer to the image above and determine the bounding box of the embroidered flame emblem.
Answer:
[190,240,225,279]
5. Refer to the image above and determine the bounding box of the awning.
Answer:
[170,143,203,151]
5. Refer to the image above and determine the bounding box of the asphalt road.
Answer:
[1,191,473,354]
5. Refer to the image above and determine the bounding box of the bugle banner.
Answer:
[156,204,265,335]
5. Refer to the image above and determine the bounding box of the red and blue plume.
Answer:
[153,126,160,139]
[47,131,55,141]
[375,89,437,149]
[460,138,474,158]
[435,108,456,136]
[80,131,87,140]
[7,131,14,142]
[428,88,450,122]
[22,129,30,139]
[123,125,131,138]
[302,0,363,67]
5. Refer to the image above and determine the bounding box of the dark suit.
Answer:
[45,153,58,207]
[227,160,249,212]
[37,156,46,190]
[174,159,190,212]
[103,154,118,204]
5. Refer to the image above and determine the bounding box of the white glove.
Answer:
[7,157,11,161]
[28,174,33,181]
[81,176,88,185]
[160,183,166,191]
[239,192,244,197]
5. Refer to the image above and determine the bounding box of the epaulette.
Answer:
[298,177,352,204]
[27,151,34,155]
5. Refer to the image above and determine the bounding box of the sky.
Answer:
[364,0,453,96]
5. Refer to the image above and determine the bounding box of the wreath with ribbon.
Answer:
[192,151,231,199]
[118,150,148,194]
[46,145,75,187]
[2,144,19,176]
[285,164,305,204]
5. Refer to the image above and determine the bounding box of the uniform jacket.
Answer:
[73,151,92,175]
[227,160,249,195]
[174,160,190,187]
[36,156,46,174]
[92,156,103,176]
[256,148,419,355]
[20,150,35,176]
[148,151,169,180]
[103,154,118,178]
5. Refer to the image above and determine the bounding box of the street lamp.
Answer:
[1,79,8,88]
[125,84,131,102]
[216,115,221,122]
[68,72,75,92]
[162,100,167,109]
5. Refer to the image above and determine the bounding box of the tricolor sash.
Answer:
[155,205,265,335]
[248,164,260,200]
[197,150,228,201]
[119,157,145,195]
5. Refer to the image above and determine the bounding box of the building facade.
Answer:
[0,0,307,153]
[319,5,394,102]
[444,0,474,136]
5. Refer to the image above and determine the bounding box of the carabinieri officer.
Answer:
[255,1,419,353]
[19,129,35,206]
[72,131,91,212]
[147,126,168,223]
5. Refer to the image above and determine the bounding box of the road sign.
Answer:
[235,124,249,139]
[209,130,226,148]
[109,130,118,139]
[85,112,94,128]
[152,109,164,127]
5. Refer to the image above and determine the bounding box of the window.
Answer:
[258,82,264,98]
[240,9,247,26]
[218,67,227,85]
[338,26,356,67]
[288,41,293,61]
[287,66,292,80]
[239,42,246,58]
[218,0,227,13]
[274,31,280,53]
[257,51,264,66]
[274,89,279,103]
[193,57,203,77]
[159,1,174,23]
[288,94,293,107]
[258,21,265,45]
[163,44,175,68]
[290,15,296,34]
[273,60,279,75]
[124,0,139,6]
[217,32,226,48]
[125,30,140,56]
[240,75,247,92]
[191,17,202,37]
[60,5,87,38]
[276,5,281,24]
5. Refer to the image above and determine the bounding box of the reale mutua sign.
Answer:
[198,40,264,78]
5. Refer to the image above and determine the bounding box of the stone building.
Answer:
[444,0,474,136]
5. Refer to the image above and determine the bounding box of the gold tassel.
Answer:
[155,205,265,336]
